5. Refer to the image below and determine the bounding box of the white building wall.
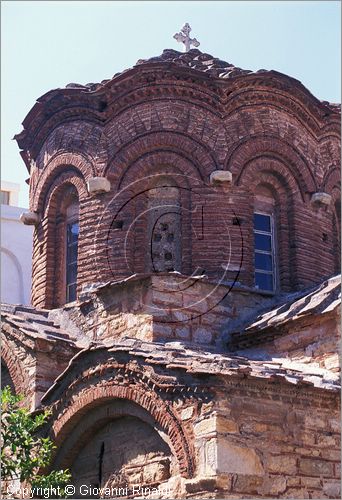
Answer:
[1,204,33,305]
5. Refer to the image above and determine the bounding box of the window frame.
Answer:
[253,211,277,293]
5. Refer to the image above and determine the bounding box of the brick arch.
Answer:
[322,167,341,273]
[322,166,341,194]
[254,181,282,205]
[47,383,195,478]
[40,170,86,216]
[237,157,301,200]
[31,152,93,212]
[32,174,85,308]
[103,131,217,182]
[117,149,205,191]
[29,113,104,162]
[51,395,180,476]
[227,135,317,199]
[224,87,325,137]
[35,123,103,171]
[0,335,28,397]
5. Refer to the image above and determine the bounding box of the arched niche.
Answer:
[322,169,341,274]
[227,135,316,200]
[52,400,177,496]
[145,176,181,273]
[103,155,197,278]
[45,366,195,480]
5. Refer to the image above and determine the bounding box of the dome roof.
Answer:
[134,48,259,79]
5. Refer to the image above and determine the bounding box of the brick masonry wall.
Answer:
[16,63,340,308]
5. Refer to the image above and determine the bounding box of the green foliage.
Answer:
[1,386,71,497]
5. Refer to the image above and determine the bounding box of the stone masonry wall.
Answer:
[190,384,340,499]
[62,274,278,346]
[71,416,174,498]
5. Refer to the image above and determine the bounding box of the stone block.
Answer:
[87,176,111,195]
[181,407,194,420]
[323,480,341,498]
[216,416,239,434]
[311,192,332,207]
[152,323,173,339]
[299,458,334,477]
[153,290,182,306]
[283,487,311,498]
[193,327,212,344]
[301,476,322,489]
[184,477,217,494]
[266,476,287,495]
[209,170,233,185]
[320,449,341,461]
[327,418,340,433]
[175,326,190,340]
[205,438,217,475]
[295,447,320,457]
[20,211,40,225]
[217,441,264,475]
[173,310,190,322]
[334,462,340,479]
[287,477,301,487]
[195,417,216,436]
[316,433,336,447]
[304,415,327,430]
[267,454,297,475]
[232,474,263,493]
[142,459,170,483]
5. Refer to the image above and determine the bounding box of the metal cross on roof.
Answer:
[173,23,200,52]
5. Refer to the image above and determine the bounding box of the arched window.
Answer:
[53,185,79,305]
[65,202,79,302]
[333,198,341,273]
[253,185,278,293]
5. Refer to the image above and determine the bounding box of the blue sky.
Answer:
[2,0,341,208]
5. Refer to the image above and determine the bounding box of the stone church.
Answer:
[1,28,341,498]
